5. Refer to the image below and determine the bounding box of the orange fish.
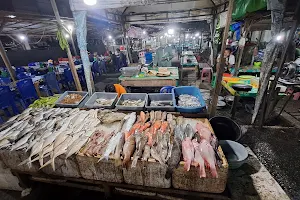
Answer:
[125,123,141,140]
[160,121,169,134]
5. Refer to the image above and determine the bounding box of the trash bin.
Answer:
[209,116,241,141]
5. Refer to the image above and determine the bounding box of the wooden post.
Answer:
[209,0,234,117]
[265,3,300,120]
[70,35,78,57]
[0,40,16,82]
[251,0,287,124]
[50,0,82,91]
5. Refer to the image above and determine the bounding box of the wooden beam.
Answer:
[0,40,16,81]
[209,0,234,117]
[50,0,82,91]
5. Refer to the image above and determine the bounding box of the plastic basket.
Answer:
[172,86,206,113]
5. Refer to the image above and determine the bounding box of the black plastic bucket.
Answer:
[209,116,242,141]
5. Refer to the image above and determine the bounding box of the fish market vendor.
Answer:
[105,84,127,97]
[217,47,235,74]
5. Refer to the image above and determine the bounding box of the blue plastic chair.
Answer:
[0,77,11,85]
[40,72,61,96]
[160,86,175,93]
[16,79,38,107]
[0,86,20,116]
[15,67,26,74]
[16,72,31,80]
[61,68,75,89]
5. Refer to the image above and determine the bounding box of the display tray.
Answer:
[55,91,88,108]
[115,93,147,111]
[85,92,118,109]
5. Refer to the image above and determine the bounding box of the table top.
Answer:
[119,67,179,81]
[181,55,198,66]
[221,81,257,97]
[238,67,277,73]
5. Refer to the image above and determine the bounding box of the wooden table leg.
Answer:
[34,82,41,97]
[230,96,239,119]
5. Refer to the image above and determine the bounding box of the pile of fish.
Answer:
[0,108,221,179]
[0,108,100,170]
[178,94,201,107]
[95,98,114,106]
[181,121,221,178]
[121,99,145,107]
[150,100,173,107]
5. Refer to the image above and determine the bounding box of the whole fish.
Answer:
[122,134,135,168]
[131,133,147,168]
[150,145,165,165]
[182,137,194,171]
[66,136,90,159]
[160,133,170,162]
[161,111,167,121]
[165,136,182,179]
[10,132,34,151]
[176,116,184,126]
[198,139,218,178]
[114,121,127,166]
[121,112,137,133]
[99,131,123,161]
[142,144,151,162]
[192,139,206,178]
[40,136,72,170]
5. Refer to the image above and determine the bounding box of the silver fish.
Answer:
[131,133,147,168]
[184,124,194,139]
[38,144,54,166]
[99,131,123,161]
[65,136,89,159]
[0,139,11,149]
[11,132,34,151]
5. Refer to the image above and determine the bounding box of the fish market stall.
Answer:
[180,52,199,85]
[0,107,229,199]
[119,67,179,87]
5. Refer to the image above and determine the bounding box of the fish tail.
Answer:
[210,165,218,178]
[131,157,138,168]
[39,160,51,169]
[199,164,206,178]
[184,160,191,171]
[122,157,130,169]
[18,158,29,166]
[51,157,55,171]
[39,152,44,167]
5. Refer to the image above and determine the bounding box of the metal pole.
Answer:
[50,0,82,91]
[0,40,16,82]
[209,0,234,117]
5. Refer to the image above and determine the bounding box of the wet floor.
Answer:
[240,126,300,199]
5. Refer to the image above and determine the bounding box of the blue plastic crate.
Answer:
[172,86,207,113]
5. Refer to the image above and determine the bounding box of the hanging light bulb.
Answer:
[83,0,97,6]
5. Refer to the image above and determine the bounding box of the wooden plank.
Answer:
[209,0,234,117]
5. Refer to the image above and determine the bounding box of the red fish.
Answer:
[192,139,206,178]
[182,137,194,171]
[198,139,218,178]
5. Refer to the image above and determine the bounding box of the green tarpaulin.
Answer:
[232,0,267,20]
